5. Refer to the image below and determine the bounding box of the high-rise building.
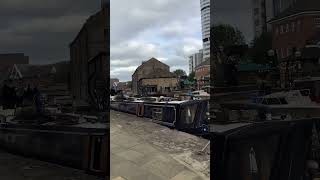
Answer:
[200,0,210,61]
[252,0,275,38]
[189,49,203,74]
[273,0,297,16]
[252,0,297,38]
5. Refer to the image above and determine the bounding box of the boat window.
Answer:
[262,98,281,105]
[279,98,288,104]
[300,90,310,96]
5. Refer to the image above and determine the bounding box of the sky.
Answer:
[110,0,203,82]
[0,0,101,64]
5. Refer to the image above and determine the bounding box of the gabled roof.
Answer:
[132,57,169,76]
[143,68,176,79]
[70,9,104,46]
[269,0,320,23]
[12,61,69,79]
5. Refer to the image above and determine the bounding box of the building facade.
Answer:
[251,0,298,38]
[269,0,320,87]
[0,53,29,82]
[252,0,275,37]
[140,77,178,96]
[195,60,210,90]
[132,58,177,96]
[273,0,297,16]
[270,0,320,59]
[70,3,108,103]
[189,49,203,73]
[200,0,211,61]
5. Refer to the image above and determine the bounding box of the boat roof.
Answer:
[210,123,252,134]
[221,102,320,111]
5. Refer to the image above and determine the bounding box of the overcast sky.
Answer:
[111,0,202,82]
[111,0,254,82]
[0,0,100,64]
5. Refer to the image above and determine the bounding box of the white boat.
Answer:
[192,90,210,100]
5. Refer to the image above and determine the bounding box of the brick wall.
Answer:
[271,14,320,59]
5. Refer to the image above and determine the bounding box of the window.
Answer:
[297,20,301,32]
[292,22,295,32]
[314,17,320,28]
[275,27,279,35]
[254,8,259,15]
[286,24,289,32]
[280,25,284,34]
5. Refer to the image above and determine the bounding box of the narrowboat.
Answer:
[110,98,209,135]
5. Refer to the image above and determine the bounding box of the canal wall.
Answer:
[0,124,108,176]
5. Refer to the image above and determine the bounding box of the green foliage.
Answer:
[126,81,132,88]
[212,24,246,47]
[249,32,272,64]
[187,72,195,82]
[173,69,186,77]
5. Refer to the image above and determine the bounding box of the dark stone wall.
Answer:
[0,125,108,176]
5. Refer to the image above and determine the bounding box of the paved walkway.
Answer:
[0,150,103,180]
[110,111,209,180]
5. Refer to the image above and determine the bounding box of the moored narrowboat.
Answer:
[110,99,209,135]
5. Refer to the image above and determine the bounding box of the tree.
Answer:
[188,72,195,82]
[126,81,132,89]
[173,69,186,77]
[249,32,272,64]
[212,24,246,48]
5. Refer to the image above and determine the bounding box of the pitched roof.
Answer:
[14,61,69,79]
[132,57,169,76]
[143,68,176,79]
[269,0,320,23]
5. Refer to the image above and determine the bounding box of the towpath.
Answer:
[110,110,210,180]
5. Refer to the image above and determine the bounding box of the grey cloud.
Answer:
[0,0,101,64]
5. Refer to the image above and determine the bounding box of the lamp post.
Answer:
[267,49,278,87]
[293,50,302,81]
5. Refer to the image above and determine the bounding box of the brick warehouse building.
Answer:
[195,59,210,90]
[70,2,108,104]
[268,0,320,87]
[132,58,178,96]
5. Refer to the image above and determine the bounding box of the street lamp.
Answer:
[267,49,279,87]
[268,49,275,57]
[295,50,302,58]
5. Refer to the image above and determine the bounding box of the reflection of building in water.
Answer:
[0,53,29,83]
[7,61,71,105]
[69,3,108,103]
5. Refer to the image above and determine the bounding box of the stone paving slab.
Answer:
[110,110,209,180]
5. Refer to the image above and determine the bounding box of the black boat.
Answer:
[110,99,209,135]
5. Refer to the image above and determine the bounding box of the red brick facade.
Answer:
[195,64,210,90]
[271,13,320,60]
[270,11,320,87]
